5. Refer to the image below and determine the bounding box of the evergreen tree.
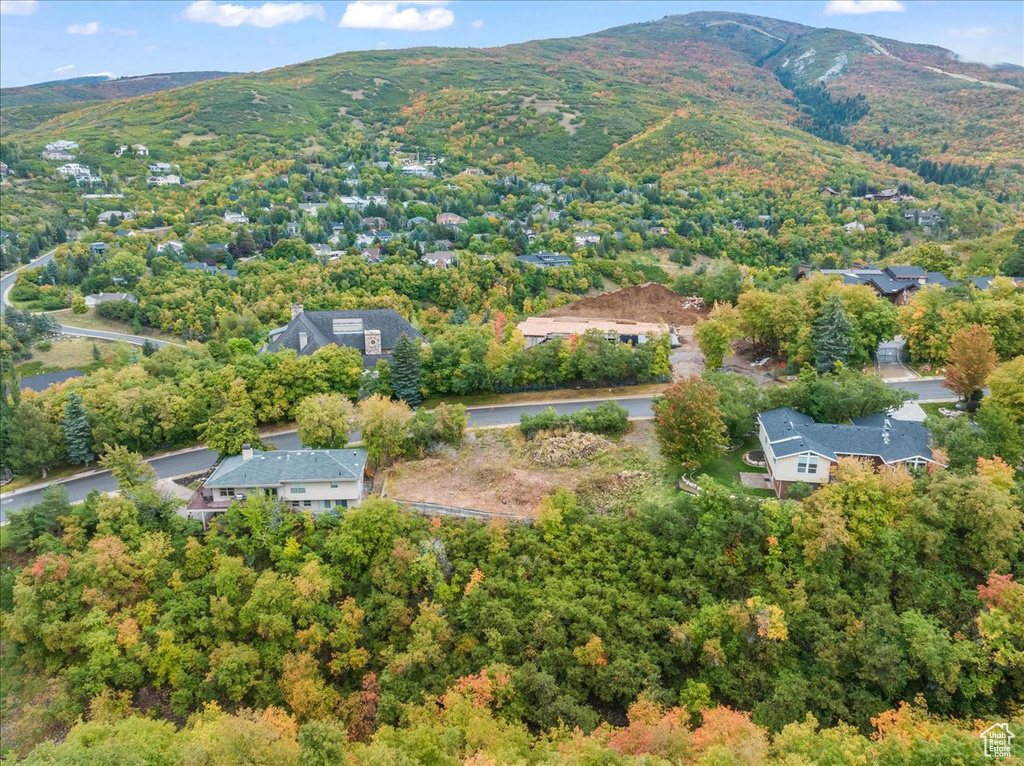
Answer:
[61,392,93,466]
[812,294,854,373]
[390,334,423,407]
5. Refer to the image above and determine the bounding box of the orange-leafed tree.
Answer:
[944,324,998,400]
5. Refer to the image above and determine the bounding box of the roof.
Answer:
[19,368,83,393]
[205,448,367,488]
[759,407,937,465]
[86,292,137,302]
[263,308,425,363]
[886,265,927,280]
[518,251,574,267]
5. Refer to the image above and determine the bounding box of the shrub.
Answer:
[96,300,138,322]
[521,402,629,439]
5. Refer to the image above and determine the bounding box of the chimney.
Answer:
[242,443,253,461]
[298,331,308,351]
[364,329,382,356]
[291,303,304,319]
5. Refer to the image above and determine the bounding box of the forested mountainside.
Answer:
[4,12,1021,194]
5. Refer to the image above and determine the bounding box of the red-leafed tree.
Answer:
[653,375,726,469]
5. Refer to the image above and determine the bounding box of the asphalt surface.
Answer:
[0,378,956,519]
[1,249,180,347]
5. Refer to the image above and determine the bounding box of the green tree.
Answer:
[61,391,94,466]
[695,311,740,370]
[812,294,854,373]
[356,394,412,468]
[905,242,960,277]
[653,376,726,469]
[390,334,423,406]
[295,393,354,449]
[99,444,157,489]
[986,355,1024,423]
[71,293,87,314]
[8,401,64,477]
[202,378,261,458]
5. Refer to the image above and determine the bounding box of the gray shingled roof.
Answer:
[205,448,367,487]
[886,265,927,280]
[263,309,425,364]
[760,407,936,464]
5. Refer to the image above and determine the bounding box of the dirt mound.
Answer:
[529,432,610,467]
[542,283,707,326]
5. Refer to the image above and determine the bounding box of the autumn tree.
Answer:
[811,294,854,373]
[986,355,1024,422]
[202,377,261,457]
[295,393,354,449]
[356,394,413,468]
[944,324,998,400]
[653,376,727,469]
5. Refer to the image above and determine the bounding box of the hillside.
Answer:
[1,11,1021,198]
[0,71,237,134]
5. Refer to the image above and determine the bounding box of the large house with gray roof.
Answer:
[197,445,367,513]
[263,305,425,367]
[757,407,942,498]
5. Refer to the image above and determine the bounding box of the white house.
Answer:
[148,162,173,174]
[224,211,249,225]
[757,407,941,498]
[133,144,149,156]
[148,174,181,186]
[45,140,79,152]
[573,232,601,248]
[197,445,367,514]
[157,240,185,255]
[57,163,90,178]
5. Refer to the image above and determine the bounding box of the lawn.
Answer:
[694,434,774,498]
[14,337,114,377]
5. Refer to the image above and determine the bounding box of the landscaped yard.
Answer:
[694,434,774,498]
[14,337,115,377]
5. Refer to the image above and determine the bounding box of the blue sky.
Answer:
[1,0,1021,88]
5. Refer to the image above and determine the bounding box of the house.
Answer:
[460,167,485,176]
[57,163,90,178]
[157,240,185,255]
[574,232,601,248]
[407,216,429,228]
[0,161,8,175]
[517,251,574,268]
[18,368,84,393]
[42,151,76,161]
[263,306,425,367]
[916,209,942,227]
[114,145,129,157]
[967,276,1024,291]
[401,164,432,178]
[45,140,78,152]
[517,316,678,349]
[89,242,109,255]
[224,211,249,225]
[434,239,455,251]
[437,212,468,226]
[133,144,149,156]
[649,225,670,236]
[422,251,455,268]
[843,221,865,233]
[148,162,173,174]
[85,292,137,307]
[803,265,945,305]
[98,210,136,224]
[361,216,388,232]
[819,186,840,197]
[184,262,238,278]
[731,219,747,231]
[196,445,367,514]
[361,247,383,263]
[148,174,181,186]
[757,407,941,498]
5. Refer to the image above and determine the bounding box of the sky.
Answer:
[1,0,1022,88]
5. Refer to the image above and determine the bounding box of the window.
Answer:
[291,485,305,494]
[797,455,819,475]
[303,500,312,508]
[330,482,339,489]
[322,500,333,509]
[218,488,234,497]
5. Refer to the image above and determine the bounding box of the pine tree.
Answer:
[390,334,423,406]
[812,294,854,373]
[61,392,94,466]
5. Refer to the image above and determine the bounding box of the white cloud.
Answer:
[144,45,158,52]
[470,18,483,29]
[824,0,905,16]
[182,1,325,28]
[67,21,101,35]
[53,64,76,74]
[109,27,139,36]
[340,1,454,31]
[0,0,39,16]
[948,27,994,39]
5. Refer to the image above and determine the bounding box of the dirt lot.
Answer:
[541,283,708,326]
[382,423,662,518]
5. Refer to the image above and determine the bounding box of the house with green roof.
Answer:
[195,444,367,515]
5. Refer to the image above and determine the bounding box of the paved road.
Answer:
[2,249,181,347]
[0,378,956,518]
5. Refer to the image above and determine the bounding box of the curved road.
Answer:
[1,249,181,348]
[0,378,955,518]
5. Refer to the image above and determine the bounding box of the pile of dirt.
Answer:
[543,283,708,326]
[529,432,610,467]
